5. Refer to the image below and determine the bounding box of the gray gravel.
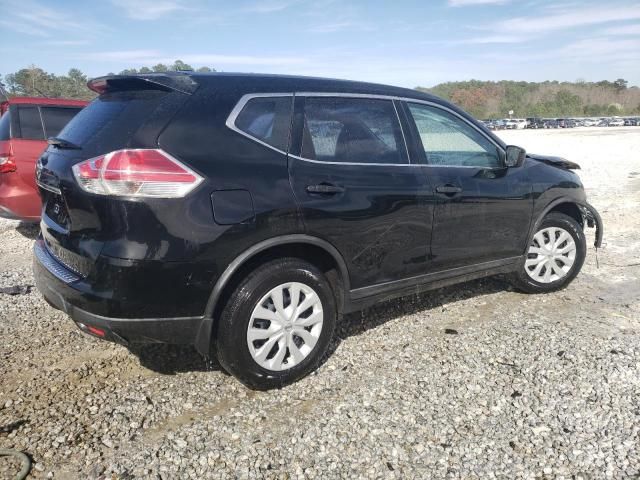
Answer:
[1,128,639,479]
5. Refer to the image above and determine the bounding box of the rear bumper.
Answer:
[33,239,207,347]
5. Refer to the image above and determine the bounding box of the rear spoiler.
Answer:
[87,73,198,95]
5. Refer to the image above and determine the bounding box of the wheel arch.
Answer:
[194,235,350,355]
[525,197,588,254]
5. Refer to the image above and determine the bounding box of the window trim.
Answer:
[225,91,505,168]
[225,93,294,155]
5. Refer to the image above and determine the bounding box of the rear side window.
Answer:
[41,107,83,138]
[17,106,45,140]
[233,96,292,151]
[301,97,407,164]
[0,111,10,141]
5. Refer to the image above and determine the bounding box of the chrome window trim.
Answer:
[287,153,420,167]
[225,92,294,156]
[225,91,505,168]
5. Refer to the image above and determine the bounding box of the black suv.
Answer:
[34,73,602,389]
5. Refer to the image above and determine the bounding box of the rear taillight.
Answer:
[71,149,203,198]
[0,156,16,174]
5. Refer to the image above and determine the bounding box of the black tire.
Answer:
[511,212,586,294]
[215,258,337,390]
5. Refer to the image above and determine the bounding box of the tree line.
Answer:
[1,63,639,118]
[418,79,640,118]
[0,60,215,101]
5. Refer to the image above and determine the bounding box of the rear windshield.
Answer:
[57,90,171,148]
[41,106,83,138]
[0,111,10,141]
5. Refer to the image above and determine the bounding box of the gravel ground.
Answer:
[1,127,639,479]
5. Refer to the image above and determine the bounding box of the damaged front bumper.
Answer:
[578,202,604,248]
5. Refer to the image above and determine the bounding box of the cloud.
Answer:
[601,23,640,36]
[459,35,527,44]
[449,0,510,5]
[46,40,90,46]
[79,50,306,67]
[242,0,300,13]
[0,0,105,36]
[496,5,640,34]
[110,0,188,20]
[309,20,373,33]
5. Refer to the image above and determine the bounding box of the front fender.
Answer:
[529,197,603,250]
[578,202,603,248]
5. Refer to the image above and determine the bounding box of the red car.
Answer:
[0,97,87,221]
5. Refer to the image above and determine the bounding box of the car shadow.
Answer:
[127,343,227,376]
[16,222,40,239]
[335,276,509,340]
[127,276,510,378]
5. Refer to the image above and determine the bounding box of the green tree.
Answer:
[171,60,193,71]
[613,78,628,91]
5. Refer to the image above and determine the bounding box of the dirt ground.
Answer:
[0,127,639,479]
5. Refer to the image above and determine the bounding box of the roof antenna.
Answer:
[33,87,50,98]
[0,81,9,102]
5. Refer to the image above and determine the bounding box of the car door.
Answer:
[403,101,532,270]
[288,95,435,290]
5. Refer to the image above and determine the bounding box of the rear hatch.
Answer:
[36,74,197,277]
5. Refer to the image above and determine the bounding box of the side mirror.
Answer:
[505,145,526,168]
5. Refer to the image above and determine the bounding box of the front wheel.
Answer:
[215,258,337,390]
[511,212,586,293]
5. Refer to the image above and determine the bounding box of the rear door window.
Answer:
[17,106,45,140]
[301,97,407,164]
[41,107,83,138]
[0,111,10,141]
[233,96,292,151]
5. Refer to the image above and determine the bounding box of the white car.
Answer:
[608,118,624,127]
[583,118,599,127]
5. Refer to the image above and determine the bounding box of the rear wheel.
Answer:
[511,212,586,293]
[215,258,336,389]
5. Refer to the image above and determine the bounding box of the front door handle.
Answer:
[435,184,463,195]
[306,183,345,195]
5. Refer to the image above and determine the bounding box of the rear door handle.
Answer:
[435,184,463,195]
[306,183,345,195]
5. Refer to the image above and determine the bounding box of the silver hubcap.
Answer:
[525,226,577,283]
[247,282,323,371]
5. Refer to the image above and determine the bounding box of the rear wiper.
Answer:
[48,137,81,150]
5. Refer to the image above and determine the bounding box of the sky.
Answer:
[1,0,639,88]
